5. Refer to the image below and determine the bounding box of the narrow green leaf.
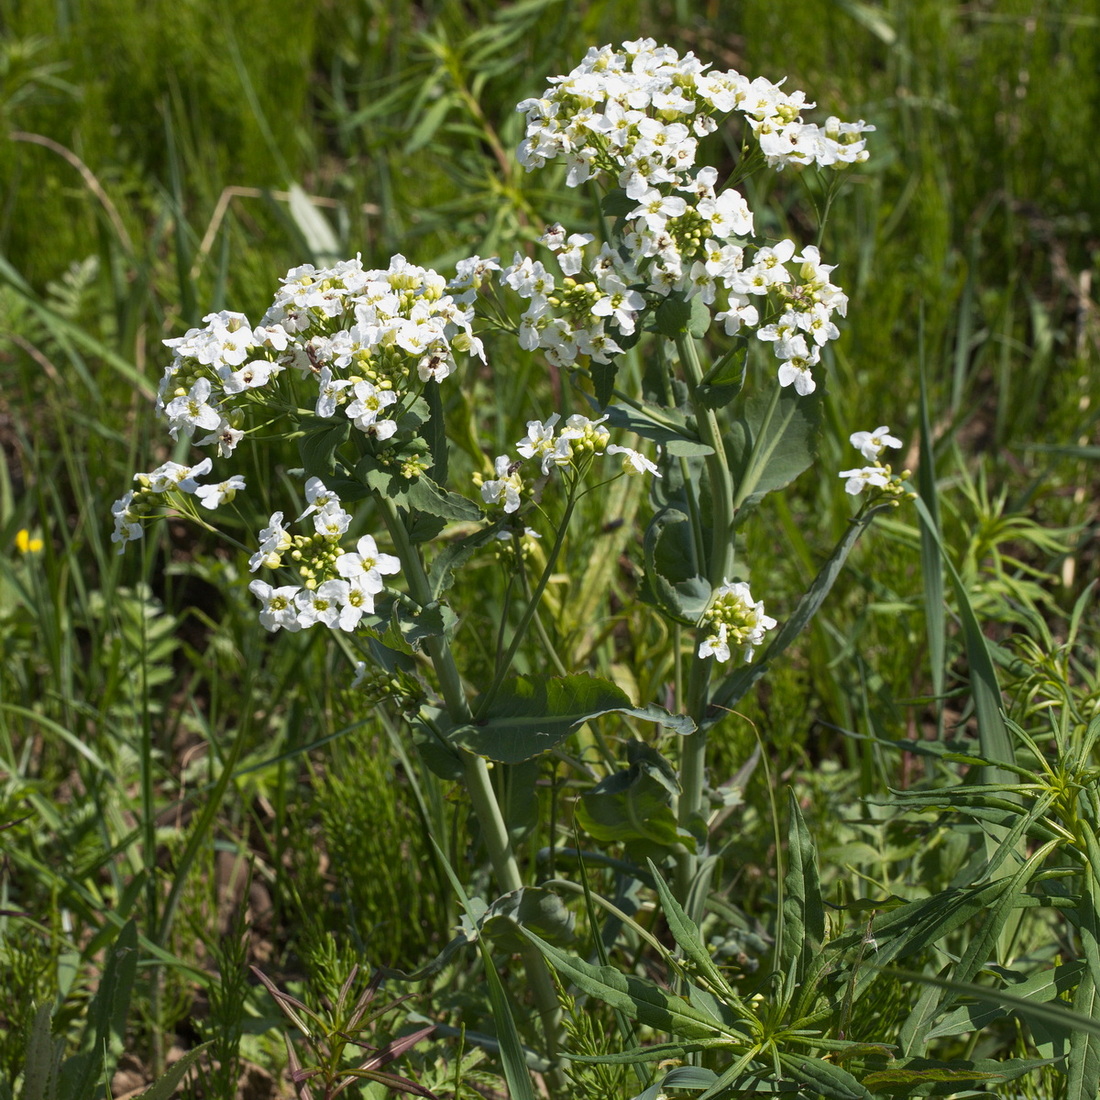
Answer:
[778,1051,873,1099]
[134,1043,213,1100]
[780,792,825,991]
[1068,847,1100,1100]
[913,497,1014,785]
[522,931,730,1040]
[603,403,713,456]
[710,503,892,719]
[926,961,1084,1040]
[22,1003,62,1100]
[917,360,946,736]
[429,840,538,1100]
[646,858,738,1000]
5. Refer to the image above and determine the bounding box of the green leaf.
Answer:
[59,920,139,1100]
[576,742,693,855]
[914,497,1015,787]
[480,887,576,952]
[591,359,618,409]
[710,503,893,720]
[917,361,946,736]
[601,188,636,217]
[780,792,825,991]
[298,416,351,477]
[522,931,731,1041]
[405,474,483,523]
[430,841,538,1100]
[1068,858,1100,1100]
[926,961,1085,1040]
[651,293,709,339]
[642,508,711,625]
[134,1043,214,1100]
[646,858,738,1000]
[697,344,748,409]
[422,379,448,483]
[726,382,824,519]
[603,403,713,457]
[392,598,456,649]
[22,1003,62,1100]
[861,1056,1054,1095]
[449,674,693,764]
[429,521,507,599]
[778,1052,873,1099]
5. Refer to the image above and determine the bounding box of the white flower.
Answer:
[163,378,222,439]
[335,534,401,591]
[139,457,213,495]
[698,580,776,663]
[515,414,561,473]
[607,444,661,477]
[110,492,142,552]
[849,426,902,462]
[249,579,303,632]
[315,367,352,417]
[195,475,246,509]
[297,476,340,521]
[313,500,352,540]
[838,466,890,495]
[480,455,525,513]
[249,512,292,571]
[346,380,398,436]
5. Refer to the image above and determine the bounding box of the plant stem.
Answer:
[475,478,581,719]
[675,333,737,914]
[375,493,565,1082]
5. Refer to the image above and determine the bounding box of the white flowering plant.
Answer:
[112,38,910,1091]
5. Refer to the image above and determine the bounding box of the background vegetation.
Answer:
[0,0,1097,1096]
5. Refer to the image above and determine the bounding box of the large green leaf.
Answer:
[603,403,714,457]
[726,381,823,520]
[448,674,693,764]
[642,507,711,625]
[59,920,138,1100]
[576,742,693,855]
[298,415,351,477]
[480,886,576,952]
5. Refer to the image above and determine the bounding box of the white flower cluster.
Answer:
[476,413,659,514]
[155,254,490,454]
[517,38,872,182]
[507,40,870,395]
[246,477,400,633]
[838,425,906,496]
[697,580,777,664]
[110,457,246,550]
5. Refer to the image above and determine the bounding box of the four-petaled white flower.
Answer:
[849,426,902,462]
[195,475,246,509]
[838,465,890,495]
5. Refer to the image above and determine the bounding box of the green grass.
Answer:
[1,1,1097,1096]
